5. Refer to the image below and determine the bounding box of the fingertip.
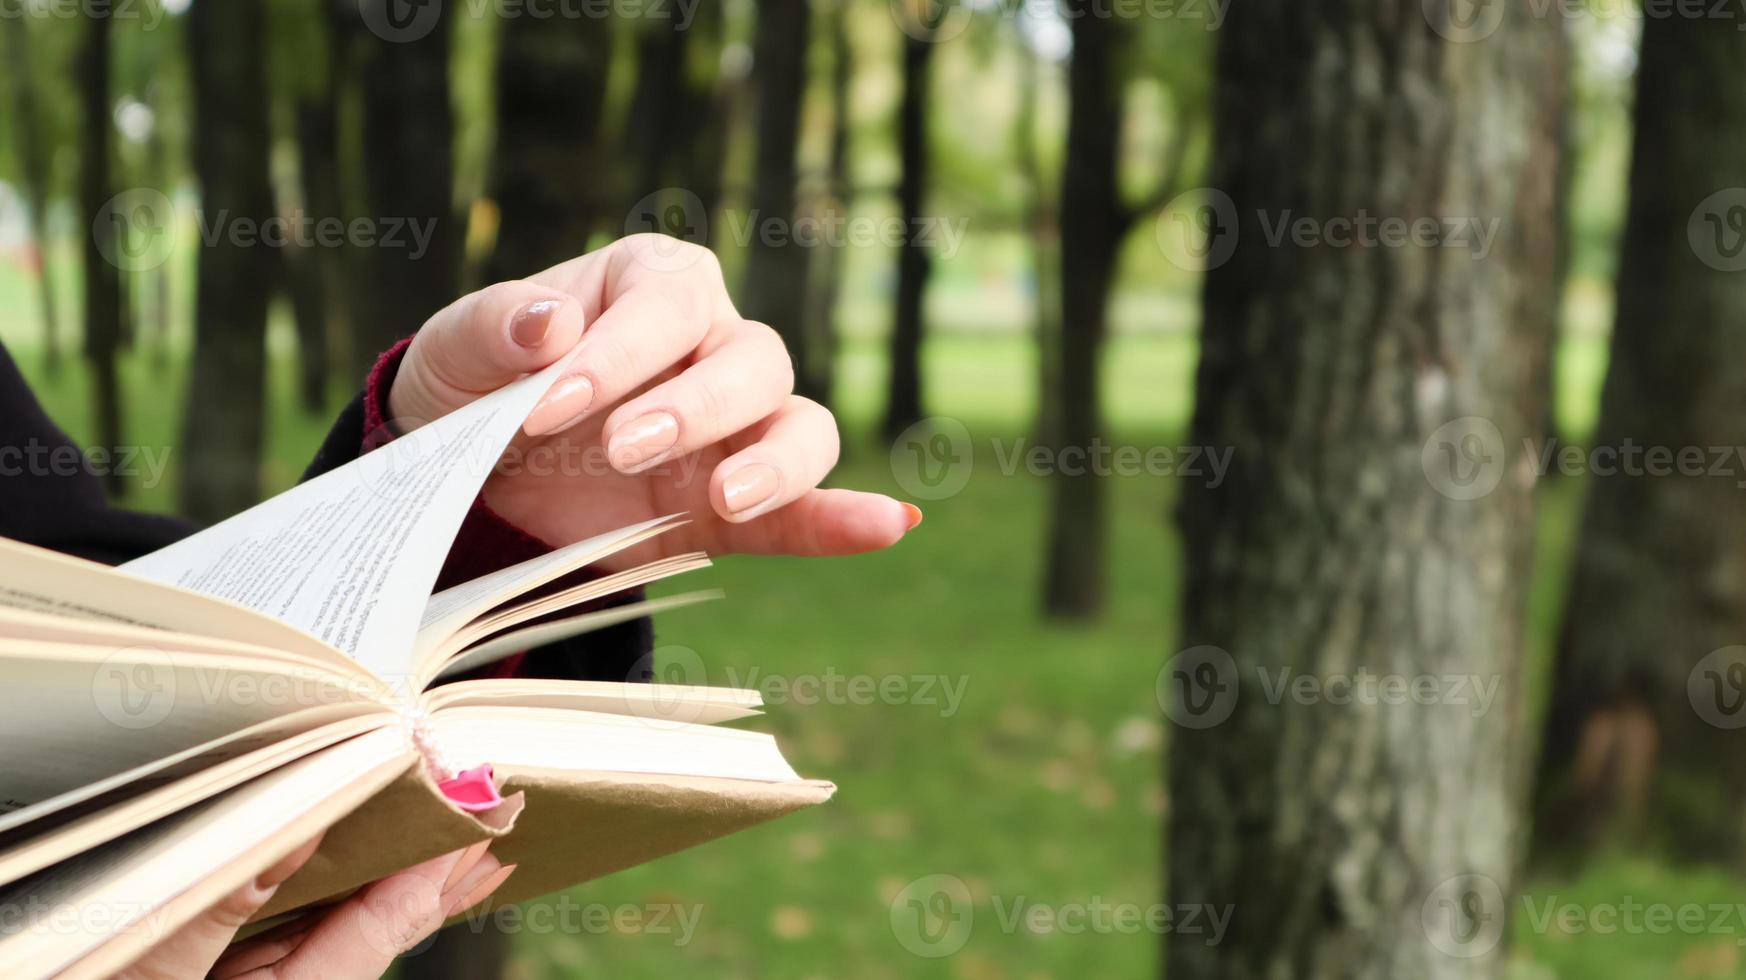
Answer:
[817,492,917,555]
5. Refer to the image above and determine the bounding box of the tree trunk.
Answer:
[350,0,459,372]
[800,0,851,410]
[1532,18,1746,868]
[284,90,343,414]
[1040,6,1123,620]
[5,6,63,375]
[78,11,124,497]
[1166,4,1564,978]
[1016,35,1060,447]
[485,15,612,281]
[882,29,933,438]
[179,0,275,522]
[739,0,813,396]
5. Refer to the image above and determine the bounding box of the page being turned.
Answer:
[119,356,576,683]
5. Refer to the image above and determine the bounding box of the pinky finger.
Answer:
[718,488,922,557]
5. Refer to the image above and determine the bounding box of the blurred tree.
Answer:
[78,10,124,497]
[1040,12,1203,620]
[882,5,937,437]
[1040,7,1123,619]
[802,0,852,410]
[349,0,461,372]
[269,0,348,412]
[1168,5,1564,978]
[740,0,818,400]
[3,4,63,375]
[1013,27,1059,446]
[1534,19,1746,867]
[485,14,612,280]
[180,0,275,522]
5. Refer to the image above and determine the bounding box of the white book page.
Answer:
[415,514,683,652]
[0,727,410,978]
[119,356,575,681]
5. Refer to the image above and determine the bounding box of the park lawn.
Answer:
[4,285,1746,976]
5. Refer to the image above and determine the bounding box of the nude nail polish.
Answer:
[608,412,679,472]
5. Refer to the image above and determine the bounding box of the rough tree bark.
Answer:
[1533,17,1746,867]
[485,15,612,281]
[1167,4,1565,978]
[179,0,276,522]
[5,6,62,375]
[739,0,815,398]
[882,25,934,437]
[78,11,123,497]
[1040,6,1124,620]
[350,0,459,372]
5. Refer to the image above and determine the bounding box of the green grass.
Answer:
[4,255,1744,977]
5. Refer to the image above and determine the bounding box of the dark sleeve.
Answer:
[0,340,194,564]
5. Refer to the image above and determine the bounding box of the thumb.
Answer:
[388,280,587,426]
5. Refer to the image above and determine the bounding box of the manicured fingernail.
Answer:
[723,463,780,517]
[902,503,924,530]
[608,412,679,472]
[525,374,594,436]
[453,864,517,915]
[511,299,562,348]
[442,840,492,893]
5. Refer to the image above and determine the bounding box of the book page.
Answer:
[0,643,381,819]
[119,355,577,682]
[0,537,349,669]
[429,591,722,684]
[0,727,413,978]
[414,514,685,654]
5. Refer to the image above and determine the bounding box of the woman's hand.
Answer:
[117,836,511,980]
[386,235,922,569]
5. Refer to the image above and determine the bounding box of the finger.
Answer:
[718,487,923,556]
[390,280,587,425]
[601,321,795,474]
[521,236,741,438]
[210,924,313,980]
[235,847,478,979]
[706,396,838,523]
[522,286,720,437]
[527,234,738,324]
[114,834,324,980]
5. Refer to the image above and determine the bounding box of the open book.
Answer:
[0,355,834,979]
